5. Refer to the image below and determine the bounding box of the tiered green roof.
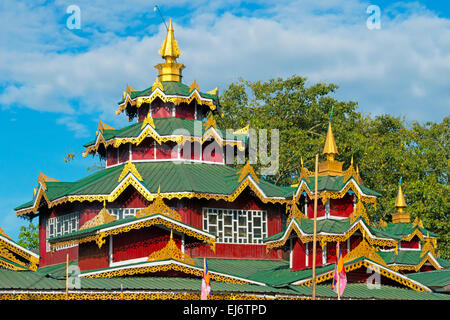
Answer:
[297,175,381,197]
[118,81,218,105]
[15,162,294,213]
[84,117,247,149]
[382,222,438,238]
[263,217,399,244]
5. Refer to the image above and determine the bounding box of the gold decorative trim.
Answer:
[141,114,156,130]
[342,239,387,267]
[147,231,194,264]
[295,178,377,208]
[0,291,300,301]
[97,121,115,135]
[0,227,11,240]
[79,203,117,231]
[298,259,428,292]
[136,189,181,221]
[151,78,163,92]
[116,88,217,115]
[237,161,259,184]
[265,219,397,253]
[203,114,217,130]
[0,238,39,269]
[18,171,288,217]
[189,80,200,92]
[118,160,143,182]
[0,244,37,271]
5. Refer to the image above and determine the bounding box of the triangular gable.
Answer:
[291,257,431,293]
[264,218,397,253]
[294,177,378,207]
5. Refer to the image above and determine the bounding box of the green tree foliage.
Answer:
[17,221,39,252]
[217,76,449,259]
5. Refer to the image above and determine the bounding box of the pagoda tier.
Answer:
[83,117,247,166]
[375,184,444,273]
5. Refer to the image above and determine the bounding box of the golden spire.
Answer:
[395,183,407,212]
[318,121,344,176]
[323,122,339,160]
[158,19,181,61]
[154,18,185,82]
[392,179,410,223]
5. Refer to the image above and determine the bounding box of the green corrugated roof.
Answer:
[263,217,399,244]
[78,277,294,295]
[289,283,450,300]
[0,269,64,290]
[300,175,381,197]
[84,117,247,148]
[118,81,218,105]
[16,162,292,211]
[37,260,79,280]
[382,222,438,238]
[407,269,450,288]
[379,250,427,266]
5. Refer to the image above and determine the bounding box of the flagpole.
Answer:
[312,154,318,300]
[65,253,69,297]
[337,242,341,300]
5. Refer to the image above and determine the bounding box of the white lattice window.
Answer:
[202,208,267,244]
[109,208,143,220]
[46,212,79,252]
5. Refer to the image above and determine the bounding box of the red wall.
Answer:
[106,146,118,166]
[138,104,150,122]
[400,237,420,249]
[113,227,181,263]
[330,194,354,218]
[175,102,195,119]
[38,202,106,267]
[132,138,155,160]
[307,199,325,218]
[78,240,109,271]
[202,141,224,163]
[119,143,129,163]
[156,141,177,159]
[152,100,173,118]
[292,237,307,271]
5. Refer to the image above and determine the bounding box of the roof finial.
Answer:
[395,177,407,212]
[154,18,185,82]
[322,122,339,160]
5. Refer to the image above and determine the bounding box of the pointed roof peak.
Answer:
[158,18,181,62]
[155,18,185,82]
[323,121,339,159]
[395,183,407,210]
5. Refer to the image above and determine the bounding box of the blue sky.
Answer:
[0,0,449,241]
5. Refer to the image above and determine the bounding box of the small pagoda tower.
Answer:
[377,182,445,273]
[264,120,397,271]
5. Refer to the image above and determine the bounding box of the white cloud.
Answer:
[0,0,449,124]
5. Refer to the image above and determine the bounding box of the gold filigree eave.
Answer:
[295,259,429,292]
[116,89,217,115]
[265,219,397,253]
[17,175,289,217]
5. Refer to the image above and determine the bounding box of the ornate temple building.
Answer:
[1,19,449,301]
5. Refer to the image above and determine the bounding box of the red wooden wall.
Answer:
[113,227,181,263]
